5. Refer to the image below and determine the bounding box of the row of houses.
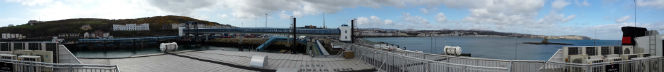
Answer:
[169,23,229,29]
[1,33,26,39]
[112,23,150,31]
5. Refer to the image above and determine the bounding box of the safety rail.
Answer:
[344,42,664,72]
[0,59,119,72]
[350,44,510,72]
[541,57,663,72]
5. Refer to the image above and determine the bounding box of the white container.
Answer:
[443,46,462,55]
[249,55,267,68]
[159,42,178,52]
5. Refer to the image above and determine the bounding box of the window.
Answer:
[613,46,622,54]
[624,49,630,54]
[13,43,24,50]
[568,47,579,55]
[586,47,596,55]
[601,47,610,55]
[1,57,10,59]
[0,43,8,51]
[46,43,57,51]
[29,43,40,50]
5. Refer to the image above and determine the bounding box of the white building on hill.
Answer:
[113,23,150,31]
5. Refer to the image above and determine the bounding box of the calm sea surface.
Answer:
[364,36,621,60]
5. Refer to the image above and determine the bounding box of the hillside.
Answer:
[0,15,234,38]
[358,29,592,40]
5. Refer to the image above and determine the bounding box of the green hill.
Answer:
[0,15,234,38]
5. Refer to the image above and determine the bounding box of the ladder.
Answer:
[648,33,657,55]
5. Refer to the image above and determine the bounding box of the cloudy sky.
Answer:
[1,0,664,40]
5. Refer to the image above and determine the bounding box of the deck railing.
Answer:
[345,42,664,72]
[0,59,119,72]
[350,44,510,72]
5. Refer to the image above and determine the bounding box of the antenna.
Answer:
[265,13,268,28]
[323,13,326,29]
[634,0,637,26]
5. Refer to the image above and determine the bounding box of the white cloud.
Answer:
[420,8,429,14]
[537,13,576,25]
[27,0,169,21]
[279,11,291,19]
[401,13,429,25]
[573,0,591,6]
[219,14,229,19]
[552,0,570,10]
[213,0,407,19]
[4,0,54,6]
[436,12,446,22]
[616,16,631,23]
[356,16,394,28]
[637,0,664,9]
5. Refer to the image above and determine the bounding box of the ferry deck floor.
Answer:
[78,49,375,72]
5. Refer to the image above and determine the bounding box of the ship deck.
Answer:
[79,49,375,72]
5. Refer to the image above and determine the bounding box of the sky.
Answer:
[1,0,664,40]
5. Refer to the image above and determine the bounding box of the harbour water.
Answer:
[364,36,621,60]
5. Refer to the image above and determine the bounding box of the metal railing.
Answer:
[0,59,119,72]
[541,57,664,72]
[350,44,510,72]
[345,42,664,72]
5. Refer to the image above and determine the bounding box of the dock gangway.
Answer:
[256,37,288,51]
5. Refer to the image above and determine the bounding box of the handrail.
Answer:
[347,41,664,72]
[0,59,119,72]
[353,43,515,62]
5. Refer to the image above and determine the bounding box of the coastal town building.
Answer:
[170,23,229,30]
[57,33,80,38]
[113,23,150,31]
[1,33,26,39]
[83,32,111,38]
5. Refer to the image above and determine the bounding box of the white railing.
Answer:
[0,59,119,72]
[541,57,663,72]
[345,42,664,72]
[350,44,510,72]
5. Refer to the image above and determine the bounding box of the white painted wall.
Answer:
[339,25,351,42]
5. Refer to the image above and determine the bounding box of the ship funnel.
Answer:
[621,26,647,45]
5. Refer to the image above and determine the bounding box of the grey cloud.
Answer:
[219,0,446,19]
[148,0,217,15]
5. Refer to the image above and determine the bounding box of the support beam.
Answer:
[351,19,355,43]
[291,17,297,53]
